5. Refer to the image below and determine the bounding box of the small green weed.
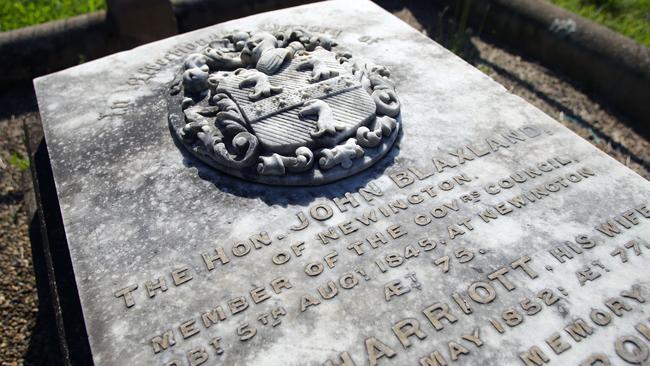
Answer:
[8,152,30,171]
[477,64,493,75]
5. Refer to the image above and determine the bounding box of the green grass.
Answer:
[0,0,106,32]
[8,152,30,171]
[550,0,650,47]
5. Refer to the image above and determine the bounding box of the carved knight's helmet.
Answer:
[241,32,293,75]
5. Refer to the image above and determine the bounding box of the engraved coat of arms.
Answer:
[168,28,401,185]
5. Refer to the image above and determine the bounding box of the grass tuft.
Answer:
[0,0,106,32]
[550,0,650,47]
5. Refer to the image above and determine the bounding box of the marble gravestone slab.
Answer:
[33,1,650,365]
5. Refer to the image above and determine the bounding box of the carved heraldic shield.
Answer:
[168,28,402,185]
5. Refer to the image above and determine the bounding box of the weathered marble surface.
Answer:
[34,1,650,365]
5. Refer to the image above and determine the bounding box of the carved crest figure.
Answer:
[168,28,401,185]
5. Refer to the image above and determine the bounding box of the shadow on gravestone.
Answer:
[23,140,92,366]
[168,120,404,207]
[23,217,65,366]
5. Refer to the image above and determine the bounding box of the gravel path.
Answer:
[0,113,38,365]
[1,9,648,364]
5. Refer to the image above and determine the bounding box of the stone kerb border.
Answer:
[0,11,114,87]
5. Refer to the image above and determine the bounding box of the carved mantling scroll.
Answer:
[168,28,402,185]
